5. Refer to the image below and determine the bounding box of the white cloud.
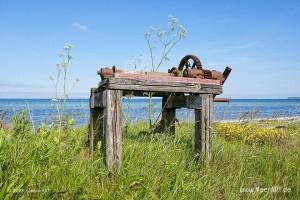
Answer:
[72,22,88,32]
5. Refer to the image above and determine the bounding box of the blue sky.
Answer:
[0,0,299,98]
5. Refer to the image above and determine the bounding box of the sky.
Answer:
[0,0,299,99]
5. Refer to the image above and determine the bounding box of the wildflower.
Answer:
[144,32,150,39]
[168,15,179,24]
[64,43,73,50]
[157,31,164,37]
[179,25,187,37]
[214,123,285,145]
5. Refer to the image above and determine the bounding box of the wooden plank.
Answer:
[100,78,222,94]
[113,72,221,85]
[90,88,106,108]
[160,96,176,134]
[122,90,172,97]
[103,90,123,172]
[187,95,202,109]
[115,71,177,77]
[165,95,202,109]
[194,94,213,161]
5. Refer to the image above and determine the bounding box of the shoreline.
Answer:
[1,116,300,127]
[216,116,300,123]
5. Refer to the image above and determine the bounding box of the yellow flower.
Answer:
[214,123,285,145]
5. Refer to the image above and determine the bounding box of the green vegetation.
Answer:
[0,115,299,199]
[143,16,187,126]
[49,43,79,130]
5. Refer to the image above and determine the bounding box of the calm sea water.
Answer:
[0,98,300,126]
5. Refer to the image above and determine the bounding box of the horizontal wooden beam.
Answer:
[91,88,226,109]
[99,77,222,94]
[113,72,221,85]
[90,88,106,108]
[165,95,202,109]
[122,90,171,97]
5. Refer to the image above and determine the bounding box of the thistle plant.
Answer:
[144,16,187,127]
[49,43,78,129]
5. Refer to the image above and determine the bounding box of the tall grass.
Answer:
[0,116,299,199]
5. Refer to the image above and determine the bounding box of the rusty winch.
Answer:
[168,54,231,84]
[98,54,231,85]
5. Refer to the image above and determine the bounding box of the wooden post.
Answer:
[195,94,213,161]
[103,89,123,172]
[161,96,176,134]
[87,89,105,153]
[89,107,104,151]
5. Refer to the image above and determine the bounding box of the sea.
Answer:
[0,98,300,126]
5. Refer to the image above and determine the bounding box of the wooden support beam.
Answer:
[195,94,213,161]
[165,95,202,109]
[88,107,104,151]
[103,90,123,172]
[164,95,186,109]
[160,96,176,134]
[88,89,105,153]
[90,88,106,108]
[100,77,222,94]
[123,90,172,97]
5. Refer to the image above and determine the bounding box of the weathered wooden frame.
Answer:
[88,77,220,172]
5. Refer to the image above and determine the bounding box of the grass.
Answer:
[0,119,299,199]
